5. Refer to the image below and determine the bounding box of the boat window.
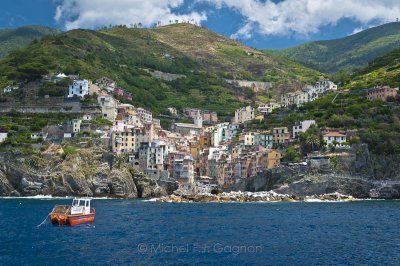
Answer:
[72,199,79,206]
[85,201,89,207]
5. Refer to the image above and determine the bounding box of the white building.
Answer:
[0,130,8,143]
[96,77,117,93]
[226,124,240,141]
[3,86,18,93]
[173,156,194,184]
[293,120,316,138]
[65,119,82,134]
[234,106,255,124]
[82,114,92,121]
[172,111,203,136]
[281,91,309,108]
[306,80,338,101]
[323,132,347,147]
[68,80,89,98]
[31,132,48,140]
[136,108,153,123]
[167,107,178,116]
[240,132,256,146]
[139,140,168,170]
[211,123,229,147]
[258,102,280,115]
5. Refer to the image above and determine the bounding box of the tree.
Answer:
[284,146,301,162]
[299,125,322,154]
[306,135,320,152]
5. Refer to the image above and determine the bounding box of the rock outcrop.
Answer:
[229,144,400,199]
[157,191,354,203]
[0,141,177,198]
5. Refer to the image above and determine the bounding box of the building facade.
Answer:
[68,80,89,98]
[367,86,398,101]
[234,106,255,124]
[293,120,316,138]
[272,127,290,145]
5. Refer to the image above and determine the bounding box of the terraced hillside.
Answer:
[0,23,321,116]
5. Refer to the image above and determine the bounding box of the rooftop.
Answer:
[323,132,346,137]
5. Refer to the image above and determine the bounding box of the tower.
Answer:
[194,110,203,128]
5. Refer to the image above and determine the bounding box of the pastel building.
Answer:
[255,132,273,148]
[240,132,256,146]
[234,106,255,124]
[173,156,194,184]
[136,108,153,123]
[98,95,118,121]
[367,86,398,101]
[272,127,290,145]
[281,91,309,108]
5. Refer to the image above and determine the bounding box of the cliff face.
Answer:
[0,141,178,198]
[231,144,400,199]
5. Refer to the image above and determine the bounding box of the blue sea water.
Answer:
[1,199,400,265]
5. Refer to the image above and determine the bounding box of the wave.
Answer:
[141,198,158,202]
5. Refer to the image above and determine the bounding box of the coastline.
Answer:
[156,191,357,203]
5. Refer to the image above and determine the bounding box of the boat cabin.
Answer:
[71,198,92,215]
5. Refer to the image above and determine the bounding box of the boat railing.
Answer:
[51,205,71,214]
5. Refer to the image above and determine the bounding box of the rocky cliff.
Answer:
[0,140,178,198]
[230,144,400,199]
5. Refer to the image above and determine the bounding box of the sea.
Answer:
[1,198,400,265]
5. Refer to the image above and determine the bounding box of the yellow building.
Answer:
[266,150,282,169]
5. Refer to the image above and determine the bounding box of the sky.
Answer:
[1,0,400,49]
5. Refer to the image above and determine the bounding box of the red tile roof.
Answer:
[323,132,346,137]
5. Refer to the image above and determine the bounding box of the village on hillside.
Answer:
[0,73,398,192]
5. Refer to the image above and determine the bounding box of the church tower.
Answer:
[194,111,203,128]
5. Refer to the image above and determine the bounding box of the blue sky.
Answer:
[0,0,399,49]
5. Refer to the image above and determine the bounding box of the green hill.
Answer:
[0,24,321,116]
[0,25,60,58]
[342,47,400,90]
[266,22,400,73]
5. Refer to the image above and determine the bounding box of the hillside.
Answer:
[266,22,400,73]
[341,47,400,90]
[0,25,60,58]
[0,23,321,116]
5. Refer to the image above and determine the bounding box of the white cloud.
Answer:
[199,0,400,39]
[54,0,207,30]
[54,0,400,39]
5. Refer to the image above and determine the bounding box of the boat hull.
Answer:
[67,213,95,226]
[50,213,67,225]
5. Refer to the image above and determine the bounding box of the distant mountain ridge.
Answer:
[0,25,61,58]
[265,22,400,73]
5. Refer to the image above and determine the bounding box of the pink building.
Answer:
[367,86,398,101]
[114,87,125,97]
[123,91,133,101]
